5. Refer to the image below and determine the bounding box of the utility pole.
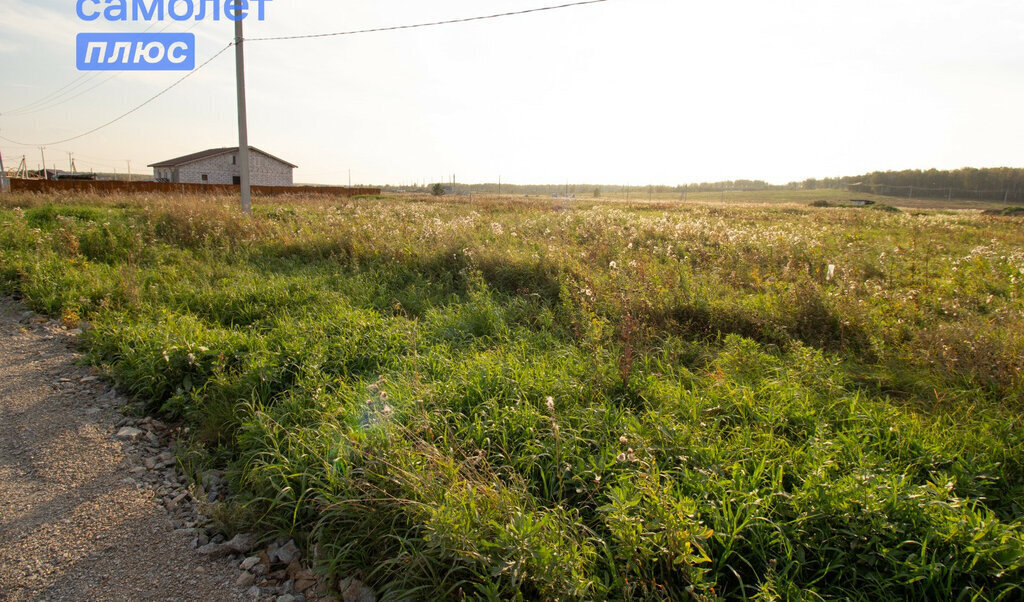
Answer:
[498,174,501,196]
[0,146,8,194]
[234,10,252,215]
[68,152,74,173]
[126,160,132,182]
[39,147,47,180]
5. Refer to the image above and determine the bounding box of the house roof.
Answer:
[148,147,297,168]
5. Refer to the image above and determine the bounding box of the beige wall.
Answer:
[154,151,293,186]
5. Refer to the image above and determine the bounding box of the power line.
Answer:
[0,42,233,148]
[0,1,611,147]
[2,21,202,118]
[8,73,123,118]
[246,0,611,42]
[1,73,94,116]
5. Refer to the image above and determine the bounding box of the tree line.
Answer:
[800,167,1024,203]
[383,167,1024,203]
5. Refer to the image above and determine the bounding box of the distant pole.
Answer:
[498,175,501,196]
[0,146,8,194]
[348,169,351,187]
[126,160,132,182]
[68,152,74,173]
[234,11,252,215]
[39,147,47,180]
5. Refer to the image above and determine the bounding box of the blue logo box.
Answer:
[77,32,196,70]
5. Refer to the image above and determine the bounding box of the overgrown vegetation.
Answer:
[1,192,1022,599]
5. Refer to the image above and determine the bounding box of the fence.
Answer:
[8,178,380,198]
[847,182,1021,204]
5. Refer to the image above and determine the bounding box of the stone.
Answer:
[240,555,261,571]
[338,577,376,602]
[115,426,144,440]
[293,577,316,594]
[236,572,256,588]
[276,595,297,602]
[196,533,257,558]
[276,540,300,564]
[245,585,261,599]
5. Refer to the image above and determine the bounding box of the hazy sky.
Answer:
[1,0,1022,185]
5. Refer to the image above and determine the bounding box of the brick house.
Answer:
[149,147,296,186]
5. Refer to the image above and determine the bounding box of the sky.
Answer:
[1,0,1022,186]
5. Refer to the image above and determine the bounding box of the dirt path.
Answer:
[0,297,247,601]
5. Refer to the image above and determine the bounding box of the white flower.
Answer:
[545,396,555,411]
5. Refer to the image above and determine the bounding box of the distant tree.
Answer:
[593,187,601,198]
[430,183,445,197]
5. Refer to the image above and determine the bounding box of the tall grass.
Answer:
[1,192,1023,599]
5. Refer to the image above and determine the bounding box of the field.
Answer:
[1,191,1023,600]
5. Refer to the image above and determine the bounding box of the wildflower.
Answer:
[616,452,627,462]
[619,435,628,444]
[609,261,618,270]
[545,396,555,412]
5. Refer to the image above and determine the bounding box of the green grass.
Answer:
[1,192,1023,600]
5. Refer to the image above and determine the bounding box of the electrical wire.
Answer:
[246,0,610,42]
[2,20,203,118]
[0,0,611,146]
[0,41,233,147]
[1,73,94,116]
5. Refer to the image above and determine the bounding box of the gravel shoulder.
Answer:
[0,296,247,601]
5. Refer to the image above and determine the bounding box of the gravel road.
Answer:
[0,297,247,601]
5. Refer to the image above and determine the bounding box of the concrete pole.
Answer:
[0,147,8,193]
[234,14,252,215]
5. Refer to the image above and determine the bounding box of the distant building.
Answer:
[148,147,296,186]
